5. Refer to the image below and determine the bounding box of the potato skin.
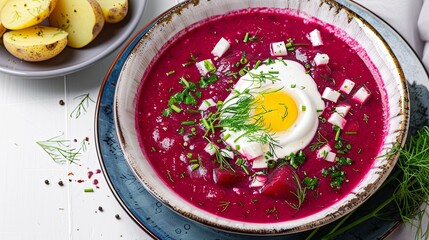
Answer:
[3,26,68,62]
[49,0,105,48]
[0,25,5,38]
[0,0,57,30]
[96,0,128,23]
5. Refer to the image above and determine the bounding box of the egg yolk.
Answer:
[254,91,298,132]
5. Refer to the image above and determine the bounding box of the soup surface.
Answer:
[135,8,388,223]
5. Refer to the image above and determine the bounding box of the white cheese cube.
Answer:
[224,133,263,160]
[328,112,347,129]
[340,79,356,95]
[196,59,216,76]
[249,175,267,188]
[322,87,341,103]
[324,152,337,162]
[352,86,371,104]
[314,53,329,66]
[211,37,230,58]
[335,104,351,117]
[251,156,268,169]
[198,98,216,111]
[309,29,323,46]
[220,149,234,159]
[317,144,332,159]
[204,143,216,156]
[270,41,288,57]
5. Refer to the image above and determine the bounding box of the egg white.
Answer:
[222,60,325,160]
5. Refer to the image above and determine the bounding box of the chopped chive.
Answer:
[84,188,94,192]
[191,164,200,171]
[223,133,231,141]
[151,147,157,152]
[201,118,210,130]
[335,127,341,141]
[187,152,193,158]
[181,120,195,126]
[166,70,175,76]
[189,159,199,163]
[254,60,262,69]
[170,104,182,113]
[268,70,279,74]
[240,57,248,65]
[301,105,307,112]
[345,131,358,135]
[243,32,250,43]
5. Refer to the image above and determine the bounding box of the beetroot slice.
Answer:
[212,168,244,187]
[260,165,297,199]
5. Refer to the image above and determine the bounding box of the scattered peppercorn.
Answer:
[98,206,104,212]
[115,214,121,220]
[44,179,50,185]
[58,180,64,186]
[59,100,65,105]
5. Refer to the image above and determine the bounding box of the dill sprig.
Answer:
[70,93,94,119]
[287,172,307,211]
[204,137,234,171]
[307,126,429,240]
[36,134,89,164]
[310,131,329,151]
[218,201,231,212]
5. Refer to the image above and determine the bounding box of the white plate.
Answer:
[0,0,147,79]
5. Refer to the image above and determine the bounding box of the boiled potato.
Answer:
[0,0,57,30]
[3,26,68,61]
[49,0,105,48]
[96,0,128,23]
[0,0,9,37]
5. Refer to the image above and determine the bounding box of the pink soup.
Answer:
[136,8,388,223]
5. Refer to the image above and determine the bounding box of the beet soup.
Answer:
[135,8,388,223]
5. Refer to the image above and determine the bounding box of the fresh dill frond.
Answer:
[70,93,94,119]
[286,172,307,211]
[36,134,89,164]
[218,201,231,212]
[310,131,329,151]
[308,126,429,240]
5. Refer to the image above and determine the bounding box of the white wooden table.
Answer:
[0,1,424,239]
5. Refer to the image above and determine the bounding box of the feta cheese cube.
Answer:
[324,152,337,162]
[328,112,347,129]
[335,104,351,117]
[322,87,341,103]
[220,149,234,159]
[252,156,268,169]
[317,144,332,159]
[198,98,216,111]
[352,86,371,104]
[270,41,288,56]
[314,53,329,66]
[211,37,230,58]
[224,133,263,160]
[340,79,356,95]
[196,59,216,76]
[204,143,216,156]
[309,29,323,46]
[249,175,267,188]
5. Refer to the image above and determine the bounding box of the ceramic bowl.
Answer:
[113,0,409,235]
